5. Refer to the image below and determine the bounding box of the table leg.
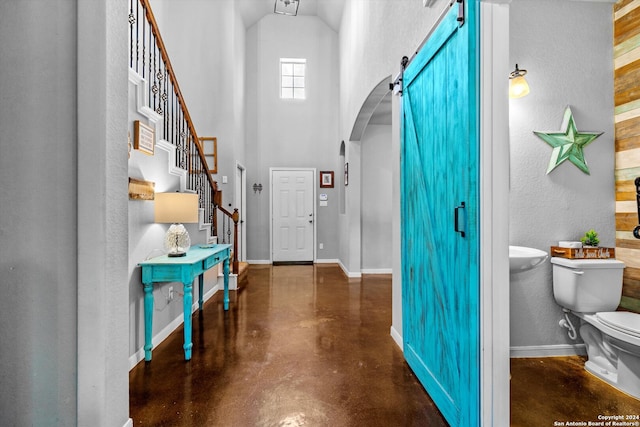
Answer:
[198,273,204,311]
[223,257,230,311]
[183,280,193,360]
[143,282,154,361]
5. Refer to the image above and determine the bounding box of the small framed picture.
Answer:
[320,171,334,188]
[344,163,349,186]
[134,120,155,155]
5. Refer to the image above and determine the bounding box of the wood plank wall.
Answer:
[615,0,640,313]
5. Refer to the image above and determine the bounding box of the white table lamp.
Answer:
[154,192,199,257]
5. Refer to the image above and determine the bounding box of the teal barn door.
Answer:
[401,1,479,426]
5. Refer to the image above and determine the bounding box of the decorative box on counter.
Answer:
[550,246,615,259]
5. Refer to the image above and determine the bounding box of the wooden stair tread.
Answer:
[237,262,249,276]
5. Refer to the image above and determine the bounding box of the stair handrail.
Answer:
[137,0,215,194]
[131,0,240,273]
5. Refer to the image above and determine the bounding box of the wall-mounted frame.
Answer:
[193,137,217,174]
[320,171,334,188]
[128,177,155,200]
[344,163,349,186]
[133,120,155,155]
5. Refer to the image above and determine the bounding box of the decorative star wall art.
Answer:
[533,106,603,175]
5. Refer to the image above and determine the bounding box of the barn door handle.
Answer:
[454,202,466,238]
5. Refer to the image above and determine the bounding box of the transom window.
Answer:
[280,58,306,100]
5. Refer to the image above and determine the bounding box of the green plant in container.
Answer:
[581,229,599,247]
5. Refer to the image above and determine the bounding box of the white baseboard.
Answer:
[129,283,221,370]
[123,418,133,427]
[218,272,239,290]
[315,258,340,264]
[362,268,392,274]
[390,325,403,350]
[510,343,586,358]
[246,259,271,264]
[338,260,362,278]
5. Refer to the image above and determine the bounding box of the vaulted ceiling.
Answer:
[235,0,346,32]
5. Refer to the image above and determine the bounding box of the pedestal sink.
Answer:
[509,246,549,273]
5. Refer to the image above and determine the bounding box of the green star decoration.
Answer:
[533,106,603,175]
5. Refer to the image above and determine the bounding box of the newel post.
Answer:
[232,208,239,274]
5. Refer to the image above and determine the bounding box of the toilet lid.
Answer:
[596,312,640,338]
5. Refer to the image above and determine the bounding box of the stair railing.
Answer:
[129,0,239,273]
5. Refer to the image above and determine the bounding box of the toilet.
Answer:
[551,257,640,399]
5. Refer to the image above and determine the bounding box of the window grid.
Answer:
[280,59,306,100]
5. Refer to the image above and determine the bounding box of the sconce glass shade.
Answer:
[155,192,199,257]
[509,64,530,99]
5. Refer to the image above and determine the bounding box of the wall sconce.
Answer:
[253,183,263,194]
[509,64,530,99]
[154,192,199,257]
[274,0,299,16]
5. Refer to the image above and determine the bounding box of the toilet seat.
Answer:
[596,312,640,339]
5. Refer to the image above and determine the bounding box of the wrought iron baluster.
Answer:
[132,0,138,73]
[226,212,232,245]
[163,67,168,139]
[172,87,176,147]
[129,0,134,69]
[222,214,228,244]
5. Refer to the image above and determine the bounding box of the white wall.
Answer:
[0,3,79,424]
[151,0,247,211]
[508,0,615,355]
[245,14,340,262]
[338,0,452,334]
[128,0,246,364]
[126,81,219,365]
[77,2,130,424]
[0,1,130,426]
[361,124,392,272]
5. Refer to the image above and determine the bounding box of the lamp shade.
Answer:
[154,192,199,224]
[509,64,530,99]
[509,76,530,98]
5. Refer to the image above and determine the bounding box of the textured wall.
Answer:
[361,124,392,271]
[0,1,130,425]
[245,14,340,262]
[509,0,615,352]
[0,3,79,424]
[151,0,247,212]
[614,0,640,313]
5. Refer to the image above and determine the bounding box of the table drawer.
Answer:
[204,254,223,269]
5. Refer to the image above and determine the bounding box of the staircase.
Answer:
[129,0,243,277]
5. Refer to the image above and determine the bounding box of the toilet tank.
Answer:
[551,257,625,312]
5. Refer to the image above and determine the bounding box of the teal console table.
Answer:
[138,244,232,361]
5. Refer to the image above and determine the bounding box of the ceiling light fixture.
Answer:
[274,0,299,16]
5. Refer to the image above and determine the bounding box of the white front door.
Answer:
[272,169,314,262]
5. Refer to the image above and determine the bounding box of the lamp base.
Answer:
[164,223,191,257]
[168,251,187,257]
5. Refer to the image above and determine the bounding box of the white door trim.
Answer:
[236,162,247,261]
[269,167,317,263]
[480,2,510,425]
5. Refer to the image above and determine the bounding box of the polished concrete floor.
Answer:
[130,264,640,426]
[511,356,640,426]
